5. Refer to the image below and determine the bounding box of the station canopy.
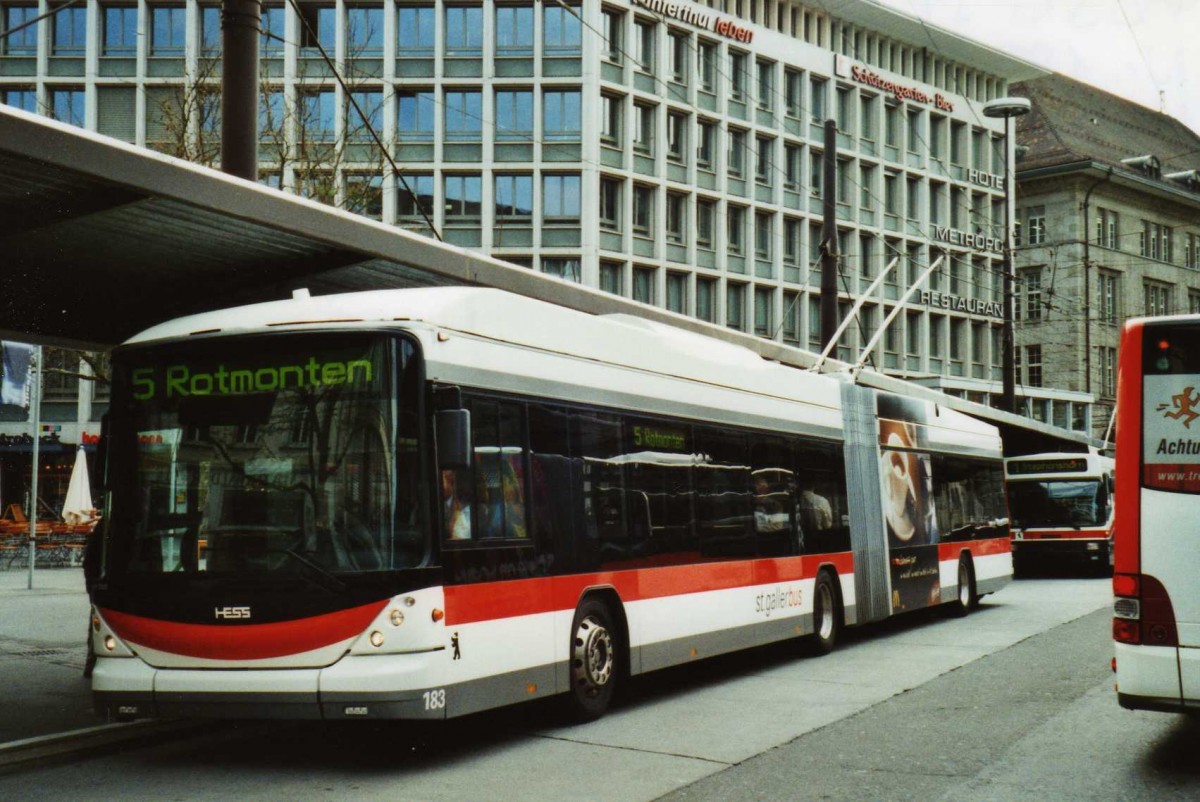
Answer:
[0,106,1094,456]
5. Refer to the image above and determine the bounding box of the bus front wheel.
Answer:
[566,599,619,722]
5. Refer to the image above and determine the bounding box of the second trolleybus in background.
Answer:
[1113,314,1200,714]
[90,288,1011,723]
[1005,450,1114,574]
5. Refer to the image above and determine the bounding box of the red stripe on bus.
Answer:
[937,537,1011,563]
[1019,529,1111,541]
[444,553,855,626]
[1114,320,1144,576]
[100,601,388,661]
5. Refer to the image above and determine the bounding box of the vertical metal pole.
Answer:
[27,346,41,590]
[221,0,261,180]
[820,119,840,351]
[1001,115,1016,414]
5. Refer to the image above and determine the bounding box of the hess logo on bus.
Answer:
[215,606,252,620]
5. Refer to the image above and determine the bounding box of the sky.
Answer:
[874,0,1200,136]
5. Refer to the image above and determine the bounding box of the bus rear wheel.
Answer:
[566,599,619,722]
[804,570,840,656]
[950,555,975,617]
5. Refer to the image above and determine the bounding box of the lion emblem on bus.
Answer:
[1157,387,1200,428]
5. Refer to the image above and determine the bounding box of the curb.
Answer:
[0,720,205,771]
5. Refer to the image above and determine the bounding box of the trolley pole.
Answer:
[820,119,840,352]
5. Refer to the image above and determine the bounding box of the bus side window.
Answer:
[470,400,528,540]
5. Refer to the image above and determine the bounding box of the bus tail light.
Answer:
[1112,573,1178,647]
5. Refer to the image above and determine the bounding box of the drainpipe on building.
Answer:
[820,120,840,352]
[1081,166,1114,413]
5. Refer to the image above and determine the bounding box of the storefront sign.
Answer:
[630,0,754,44]
[932,226,1003,254]
[967,169,1005,190]
[919,291,1002,318]
[836,57,954,111]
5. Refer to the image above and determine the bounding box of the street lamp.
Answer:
[983,96,1031,414]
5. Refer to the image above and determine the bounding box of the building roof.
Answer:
[1012,73,1200,180]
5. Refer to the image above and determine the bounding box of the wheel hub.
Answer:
[572,616,613,695]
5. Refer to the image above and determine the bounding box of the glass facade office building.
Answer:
[2,0,1087,423]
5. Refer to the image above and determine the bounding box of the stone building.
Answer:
[1011,73,1200,441]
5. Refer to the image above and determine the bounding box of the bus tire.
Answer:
[804,570,840,656]
[566,598,620,722]
[950,555,975,617]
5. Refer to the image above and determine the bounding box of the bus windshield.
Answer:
[1008,480,1109,529]
[105,334,423,581]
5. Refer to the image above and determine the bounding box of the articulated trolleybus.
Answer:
[92,288,1010,722]
[1005,450,1115,572]
[1113,314,1200,713]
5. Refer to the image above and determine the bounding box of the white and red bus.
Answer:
[1113,315,1200,713]
[1005,451,1114,573]
[91,288,1010,722]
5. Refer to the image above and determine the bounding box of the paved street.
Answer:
[0,575,1168,801]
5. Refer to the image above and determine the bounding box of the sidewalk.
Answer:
[0,566,100,745]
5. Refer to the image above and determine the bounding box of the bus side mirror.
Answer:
[436,409,472,470]
[97,413,109,492]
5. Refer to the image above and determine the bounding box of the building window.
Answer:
[696,277,716,322]
[666,192,686,244]
[754,211,772,260]
[1098,272,1119,324]
[729,51,747,100]
[633,17,654,71]
[885,103,900,148]
[633,266,655,304]
[543,89,581,141]
[51,88,85,127]
[784,218,802,266]
[599,177,621,230]
[755,136,772,185]
[669,31,688,84]
[859,94,875,141]
[1026,206,1046,245]
[104,6,138,56]
[397,173,435,220]
[784,69,803,118]
[756,59,773,110]
[1025,344,1042,388]
[600,261,622,295]
[905,109,921,154]
[727,205,745,255]
[810,77,826,122]
[444,174,482,221]
[784,144,802,191]
[542,258,581,282]
[836,87,852,133]
[495,89,533,142]
[543,174,581,222]
[495,5,534,56]
[727,128,745,178]
[346,90,383,141]
[397,90,435,141]
[600,93,622,144]
[494,173,533,219]
[299,89,337,141]
[726,283,746,331]
[696,198,715,248]
[346,173,384,220]
[602,8,622,63]
[298,4,335,52]
[397,5,436,55]
[666,272,686,314]
[632,184,653,235]
[2,87,37,112]
[1101,347,1117,397]
[1187,233,1200,269]
[1096,207,1119,249]
[667,111,687,163]
[754,287,773,336]
[260,5,284,54]
[697,40,716,92]
[347,6,383,56]
[633,102,654,154]
[53,3,88,55]
[1018,268,1042,322]
[696,119,715,170]
[1144,281,1172,317]
[1190,291,1200,314]
[445,5,483,55]
[2,5,39,55]
[810,150,823,198]
[444,90,482,141]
